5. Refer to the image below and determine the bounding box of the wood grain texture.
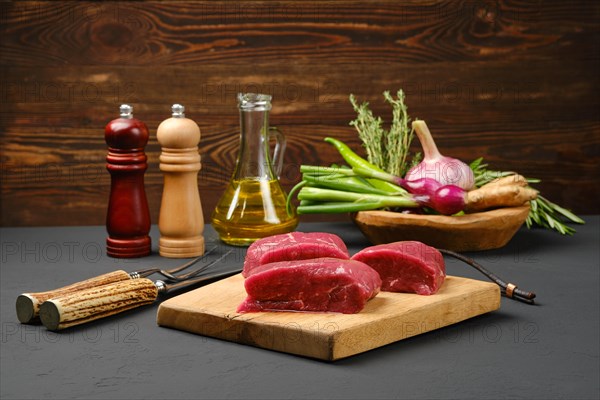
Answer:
[352,205,530,251]
[1,1,598,226]
[157,273,501,360]
[105,111,152,257]
[157,113,205,257]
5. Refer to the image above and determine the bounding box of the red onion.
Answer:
[430,185,466,215]
[405,121,475,190]
[399,178,465,215]
[350,167,466,215]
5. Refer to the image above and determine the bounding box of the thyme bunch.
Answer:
[349,94,385,169]
[383,90,415,177]
[349,90,418,177]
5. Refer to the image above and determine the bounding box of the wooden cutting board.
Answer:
[157,274,500,361]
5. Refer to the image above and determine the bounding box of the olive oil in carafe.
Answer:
[211,179,298,246]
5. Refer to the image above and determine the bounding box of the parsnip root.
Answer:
[466,184,538,212]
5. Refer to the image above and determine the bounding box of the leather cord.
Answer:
[438,249,537,305]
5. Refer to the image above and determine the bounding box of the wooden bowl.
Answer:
[351,206,530,252]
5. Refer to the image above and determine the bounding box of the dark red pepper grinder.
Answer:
[104,104,151,258]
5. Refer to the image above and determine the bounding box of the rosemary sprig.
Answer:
[349,90,418,177]
[470,157,585,235]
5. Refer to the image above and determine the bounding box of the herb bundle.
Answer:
[349,90,419,178]
[308,89,584,235]
[470,158,585,235]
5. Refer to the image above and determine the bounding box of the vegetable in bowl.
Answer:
[287,90,584,235]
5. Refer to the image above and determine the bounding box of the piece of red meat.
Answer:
[242,232,349,277]
[237,258,381,314]
[351,241,445,295]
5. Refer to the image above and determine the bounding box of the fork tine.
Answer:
[137,246,218,278]
[164,246,219,274]
[165,249,234,281]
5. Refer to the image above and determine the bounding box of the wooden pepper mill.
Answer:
[157,104,205,258]
[105,104,151,258]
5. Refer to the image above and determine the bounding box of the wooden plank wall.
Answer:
[1,1,598,227]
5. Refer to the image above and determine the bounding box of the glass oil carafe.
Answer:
[211,93,298,246]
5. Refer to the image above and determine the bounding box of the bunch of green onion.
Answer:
[287,165,418,215]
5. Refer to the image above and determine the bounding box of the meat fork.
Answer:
[16,247,220,324]
[39,252,240,331]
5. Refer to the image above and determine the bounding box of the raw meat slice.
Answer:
[237,258,381,314]
[242,232,349,277]
[351,241,445,295]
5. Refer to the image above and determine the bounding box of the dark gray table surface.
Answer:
[1,219,599,400]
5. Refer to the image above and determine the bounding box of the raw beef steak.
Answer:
[242,232,350,277]
[237,258,381,314]
[351,241,445,295]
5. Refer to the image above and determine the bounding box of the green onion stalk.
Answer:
[296,187,419,214]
